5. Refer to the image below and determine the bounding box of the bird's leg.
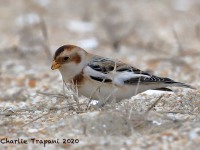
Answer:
[62,80,71,104]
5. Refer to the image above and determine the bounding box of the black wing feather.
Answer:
[124,75,176,84]
[90,76,112,82]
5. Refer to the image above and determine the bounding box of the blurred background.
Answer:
[1,0,200,82]
[0,0,200,149]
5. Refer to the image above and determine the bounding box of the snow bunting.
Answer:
[51,45,195,102]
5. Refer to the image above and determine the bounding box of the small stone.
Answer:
[28,79,36,88]
[28,128,38,133]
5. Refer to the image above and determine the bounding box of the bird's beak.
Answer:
[51,61,61,70]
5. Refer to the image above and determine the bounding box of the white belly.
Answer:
[76,76,164,102]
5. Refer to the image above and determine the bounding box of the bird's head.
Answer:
[51,45,87,81]
[51,45,86,70]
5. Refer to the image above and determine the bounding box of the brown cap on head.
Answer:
[54,45,77,59]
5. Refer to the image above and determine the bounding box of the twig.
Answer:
[49,103,87,111]
[128,105,134,120]
[62,80,72,104]
[40,17,52,60]
[134,69,142,96]
[65,80,81,111]
[172,27,183,52]
[102,88,118,107]
[21,112,49,127]
[21,102,87,128]
[86,78,106,109]
[146,95,164,113]
[132,95,164,128]
[37,91,69,99]
[157,110,195,115]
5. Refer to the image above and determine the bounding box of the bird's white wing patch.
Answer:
[84,66,106,77]
[112,71,150,86]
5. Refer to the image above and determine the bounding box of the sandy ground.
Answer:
[0,0,200,149]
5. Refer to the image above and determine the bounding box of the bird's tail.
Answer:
[168,82,196,89]
[160,77,196,89]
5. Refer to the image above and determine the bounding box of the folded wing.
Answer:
[84,55,194,89]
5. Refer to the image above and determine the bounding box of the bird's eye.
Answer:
[63,57,69,61]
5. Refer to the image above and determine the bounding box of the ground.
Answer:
[0,0,200,149]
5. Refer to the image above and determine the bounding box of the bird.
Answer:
[51,45,195,104]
